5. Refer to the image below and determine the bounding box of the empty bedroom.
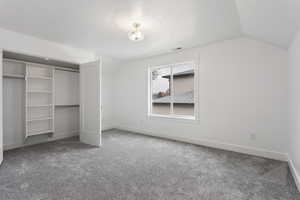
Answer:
[0,0,300,199]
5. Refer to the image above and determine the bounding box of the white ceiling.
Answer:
[0,0,299,60]
[235,0,300,48]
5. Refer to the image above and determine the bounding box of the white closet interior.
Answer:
[3,52,80,149]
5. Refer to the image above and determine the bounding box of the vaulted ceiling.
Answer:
[0,0,299,60]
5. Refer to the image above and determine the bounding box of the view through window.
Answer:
[150,62,195,118]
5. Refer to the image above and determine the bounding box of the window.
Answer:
[149,62,196,120]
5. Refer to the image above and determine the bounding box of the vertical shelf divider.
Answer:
[25,64,28,138]
[25,64,55,138]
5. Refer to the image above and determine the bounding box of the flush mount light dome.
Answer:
[128,23,144,42]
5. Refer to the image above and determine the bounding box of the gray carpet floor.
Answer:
[0,129,299,200]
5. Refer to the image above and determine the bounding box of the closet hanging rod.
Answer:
[55,67,79,73]
[3,74,25,79]
[3,58,79,73]
[55,105,80,108]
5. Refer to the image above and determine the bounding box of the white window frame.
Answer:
[148,61,199,121]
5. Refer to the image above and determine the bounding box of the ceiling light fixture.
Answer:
[128,23,144,42]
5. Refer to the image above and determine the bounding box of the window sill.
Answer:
[147,114,199,124]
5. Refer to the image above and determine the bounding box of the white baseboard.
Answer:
[102,126,115,132]
[102,121,115,132]
[116,126,300,190]
[3,131,79,151]
[115,126,288,161]
[3,128,111,151]
[288,157,300,192]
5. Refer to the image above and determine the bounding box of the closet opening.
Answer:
[2,51,80,150]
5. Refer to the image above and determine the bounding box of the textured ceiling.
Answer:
[0,0,299,60]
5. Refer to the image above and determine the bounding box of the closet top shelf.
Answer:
[3,53,80,71]
[3,73,25,79]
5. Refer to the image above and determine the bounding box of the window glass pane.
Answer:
[172,63,194,116]
[151,67,171,115]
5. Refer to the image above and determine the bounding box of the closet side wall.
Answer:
[3,61,25,148]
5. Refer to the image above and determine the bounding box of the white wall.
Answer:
[288,29,300,188]
[113,38,289,160]
[101,57,119,130]
[0,28,96,63]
